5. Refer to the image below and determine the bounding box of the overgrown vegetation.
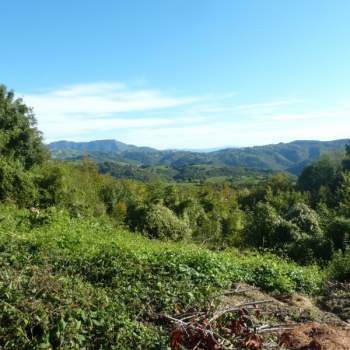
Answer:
[0,84,350,348]
[0,205,322,349]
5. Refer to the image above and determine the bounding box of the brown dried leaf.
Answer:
[170,328,184,349]
[245,334,263,349]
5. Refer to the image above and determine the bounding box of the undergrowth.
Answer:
[0,204,323,349]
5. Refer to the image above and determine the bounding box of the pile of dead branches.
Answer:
[158,285,297,350]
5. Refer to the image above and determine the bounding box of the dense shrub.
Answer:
[0,157,37,206]
[34,163,67,207]
[142,203,192,240]
[326,249,350,282]
[0,204,324,348]
[286,203,322,236]
[244,202,281,247]
[297,157,340,205]
[327,216,350,252]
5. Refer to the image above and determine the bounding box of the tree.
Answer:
[34,163,67,208]
[264,172,294,194]
[342,141,350,171]
[346,142,350,158]
[221,209,244,245]
[297,156,340,205]
[337,172,350,217]
[244,202,282,247]
[0,85,48,169]
[327,216,350,252]
[286,203,322,236]
[0,157,37,206]
[285,203,333,263]
[143,203,192,241]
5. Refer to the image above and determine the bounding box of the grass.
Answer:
[0,204,324,349]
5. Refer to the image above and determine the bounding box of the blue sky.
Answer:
[1,0,350,149]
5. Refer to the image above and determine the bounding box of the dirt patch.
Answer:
[165,284,350,350]
[317,283,350,322]
[280,322,350,350]
[220,284,346,327]
[219,284,350,349]
[287,294,314,309]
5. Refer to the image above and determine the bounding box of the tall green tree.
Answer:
[346,142,350,158]
[297,156,340,205]
[342,141,350,171]
[0,85,48,169]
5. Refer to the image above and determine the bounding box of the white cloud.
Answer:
[122,116,350,149]
[20,82,350,148]
[23,82,196,118]
[21,82,200,141]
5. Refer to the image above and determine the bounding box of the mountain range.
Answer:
[49,138,348,174]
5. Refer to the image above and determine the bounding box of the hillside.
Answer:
[2,85,350,349]
[0,204,336,349]
[2,205,350,349]
[49,139,349,176]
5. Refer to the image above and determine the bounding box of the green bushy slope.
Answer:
[0,205,322,349]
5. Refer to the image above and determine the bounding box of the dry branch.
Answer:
[209,299,273,323]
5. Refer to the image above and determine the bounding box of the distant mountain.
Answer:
[49,139,156,153]
[174,146,236,153]
[49,138,349,175]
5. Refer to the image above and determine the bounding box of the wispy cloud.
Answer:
[22,82,200,141]
[191,99,300,115]
[24,82,196,117]
[20,81,350,148]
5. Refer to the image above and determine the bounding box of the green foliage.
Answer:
[326,216,350,252]
[0,204,324,348]
[287,203,322,236]
[0,157,38,206]
[0,85,52,207]
[244,202,281,247]
[50,138,349,176]
[243,201,333,264]
[337,172,350,217]
[326,249,350,282]
[343,141,350,171]
[297,156,340,205]
[1,85,350,348]
[33,163,66,207]
[0,85,48,169]
[233,252,321,294]
[99,161,160,182]
[142,203,192,241]
[346,142,350,158]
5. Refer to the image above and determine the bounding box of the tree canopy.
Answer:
[0,85,48,169]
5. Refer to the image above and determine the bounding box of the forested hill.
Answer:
[49,138,349,174]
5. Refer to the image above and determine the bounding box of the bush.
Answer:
[0,205,324,348]
[244,202,281,247]
[0,157,37,207]
[34,163,66,208]
[326,249,350,282]
[297,157,340,205]
[287,203,322,236]
[142,203,192,241]
[327,216,350,252]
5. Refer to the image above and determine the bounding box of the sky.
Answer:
[1,0,350,149]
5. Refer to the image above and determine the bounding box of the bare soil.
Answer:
[220,283,350,349]
[280,322,350,350]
